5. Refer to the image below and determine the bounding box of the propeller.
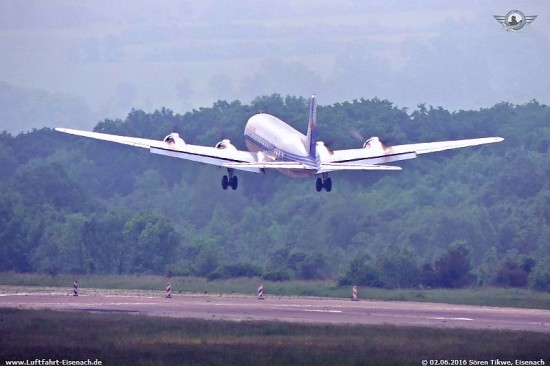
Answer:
[351,128,394,147]
[351,129,365,143]
[218,126,227,141]
[167,121,194,144]
[320,140,335,155]
[171,122,180,135]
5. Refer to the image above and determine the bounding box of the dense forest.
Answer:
[1,95,549,291]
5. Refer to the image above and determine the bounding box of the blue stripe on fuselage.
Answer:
[244,128,318,169]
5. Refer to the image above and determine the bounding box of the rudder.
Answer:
[306,94,317,160]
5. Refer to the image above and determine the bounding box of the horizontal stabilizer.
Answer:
[318,163,402,173]
[223,161,314,170]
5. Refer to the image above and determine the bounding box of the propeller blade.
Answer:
[351,129,365,142]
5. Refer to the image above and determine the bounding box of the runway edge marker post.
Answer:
[73,280,78,297]
[166,283,172,298]
[258,284,264,300]
[352,285,358,301]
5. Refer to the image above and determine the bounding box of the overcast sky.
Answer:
[1,0,549,133]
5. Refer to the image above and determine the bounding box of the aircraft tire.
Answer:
[324,178,332,192]
[230,176,238,190]
[315,177,323,192]
[222,175,229,190]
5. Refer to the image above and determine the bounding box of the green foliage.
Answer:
[339,246,420,289]
[418,241,475,288]
[0,96,549,292]
[193,243,220,277]
[429,241,474,288]
[339,257,384,288]
[262,270,291,282]
[206,262,262,281]
[30,213,91,275]
[12,161,90,212]
[492,250,535,288]
[376,246,420,289]
[529,256,550,291]
[265,248,330,280]
[119,211,178,274]
[0,192,30,271]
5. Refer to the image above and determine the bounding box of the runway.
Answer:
[1,289,549,333]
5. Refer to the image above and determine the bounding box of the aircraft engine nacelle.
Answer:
[163,133,186,147]
[215,139,237,150]
[363,136,385,150]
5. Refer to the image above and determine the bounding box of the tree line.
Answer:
[0,95,549,291]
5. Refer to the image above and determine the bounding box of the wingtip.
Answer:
[483,136,504,143]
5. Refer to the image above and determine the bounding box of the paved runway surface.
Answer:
[1,290,549,332]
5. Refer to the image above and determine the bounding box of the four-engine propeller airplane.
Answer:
[56,95,503,192]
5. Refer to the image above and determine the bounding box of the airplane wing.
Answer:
[56,127,503,177]
[326,137,504,168]
[55,128,263,173]
[388,137,504,155]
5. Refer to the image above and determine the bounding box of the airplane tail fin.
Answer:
[306,94,317,160]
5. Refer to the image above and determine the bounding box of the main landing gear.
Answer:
[221,169,238,190]
[315,173,332,192]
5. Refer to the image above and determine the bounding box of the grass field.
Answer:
[0,308,548,366]
[1,272,550,309]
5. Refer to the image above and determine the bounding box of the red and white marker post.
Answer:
[352,285,358,301]
[257,284,264,300]
[166,283,172,298]
[73,280,78,297]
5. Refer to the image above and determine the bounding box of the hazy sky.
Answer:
[1,0,549,133]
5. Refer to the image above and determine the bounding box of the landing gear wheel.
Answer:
[221,175,229,190]
[230,176,238,190]
[316,177,323,192]
[324,177,332,192]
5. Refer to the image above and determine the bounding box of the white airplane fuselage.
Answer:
[244,113,317,177]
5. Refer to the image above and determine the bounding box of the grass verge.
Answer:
[1,272,550,309]
[0,308,548,366]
